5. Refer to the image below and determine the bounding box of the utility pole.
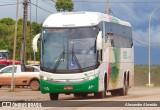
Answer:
[107,0,111,14]
[11,0,19,92]
[21,0,28,65]
[29,0,32,62]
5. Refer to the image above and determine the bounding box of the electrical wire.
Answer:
[30,2,53,14]
[0,2,22,6]
[74,1,160,4]
[41,0,55,8]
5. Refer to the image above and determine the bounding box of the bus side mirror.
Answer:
[96,31,102,50]
[32,33,41,52]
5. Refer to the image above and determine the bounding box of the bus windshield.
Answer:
[41,26,99,73]
[0,52,8,59]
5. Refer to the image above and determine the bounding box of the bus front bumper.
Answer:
[40,77,99,94]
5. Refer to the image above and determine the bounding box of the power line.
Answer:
[43,0,160,3]
[30,2,53,14]
[41,0,55,8]
[42,0,56,3]
[0,2,22,6]
[50,0,56,3]
[133,35,160,46]
[74,1,160,3]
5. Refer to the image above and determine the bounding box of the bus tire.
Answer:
[0,85,2,88]
[111,90,119,96]
[49,93,59,100]
[74,93,81,98]
[81,93,88,98]
[119,77,128,96]
[94,91,105,98]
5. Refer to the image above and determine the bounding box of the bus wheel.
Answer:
[119,77,128,96]
[49,93,59,100]
[74,93,81,98]
[94,91,105,98]
[0,85,2,88]
[111,90,118,96]
[81,93,88,98]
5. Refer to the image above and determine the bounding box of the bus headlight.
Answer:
[86,74,98,80]
[40,75,48,81]
[88,75,95,80]
[43,76,48,80]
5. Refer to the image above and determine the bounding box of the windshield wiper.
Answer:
[53,52,65,72]
[72,51,83,72]
[71,42,83,72]
[53,36,66,72]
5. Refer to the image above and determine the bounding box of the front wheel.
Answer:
[49,93,59,100]
[94,91,105,98]
[30,80,40,91]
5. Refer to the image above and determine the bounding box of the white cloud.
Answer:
[133,24,160,46]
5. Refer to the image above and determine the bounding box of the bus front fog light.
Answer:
[44,86,49,91]
[88,85,94,89]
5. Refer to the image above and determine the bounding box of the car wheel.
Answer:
[49,93,59,100]
[30,80,40,91]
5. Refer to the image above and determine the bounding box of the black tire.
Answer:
[74,93,81,98]
[94,77,107,98]
[0,85,2,88]
[111,90,119,96]
[74,93,88,98]
[81,93,88,98]
[94,91,105,98]
[49,93,59,100]
[119,77,128,96]
[30,80,40,91]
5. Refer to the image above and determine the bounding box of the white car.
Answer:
[0,65,40,91]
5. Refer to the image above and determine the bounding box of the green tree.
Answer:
[0,17,42,62]
[31,22,41,35]
[0,18,15,25]
[55,0,74,12]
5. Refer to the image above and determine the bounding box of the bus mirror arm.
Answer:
[96,31,102,50]
[32,33,41,52]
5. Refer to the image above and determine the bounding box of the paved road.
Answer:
[0,86,160,110]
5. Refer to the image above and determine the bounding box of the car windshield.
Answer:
[41,26,99,73]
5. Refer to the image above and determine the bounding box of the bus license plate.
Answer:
[64,86,73,90]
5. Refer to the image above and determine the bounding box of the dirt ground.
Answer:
[0,86,160,110]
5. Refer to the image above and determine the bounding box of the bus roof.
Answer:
[43,12,131,28]
[0,50,8,53]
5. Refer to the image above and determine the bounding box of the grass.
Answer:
[134,65,160,86]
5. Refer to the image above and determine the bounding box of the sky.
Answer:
[0,0,160,65]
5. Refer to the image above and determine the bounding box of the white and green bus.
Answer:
[33,12,134,100]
